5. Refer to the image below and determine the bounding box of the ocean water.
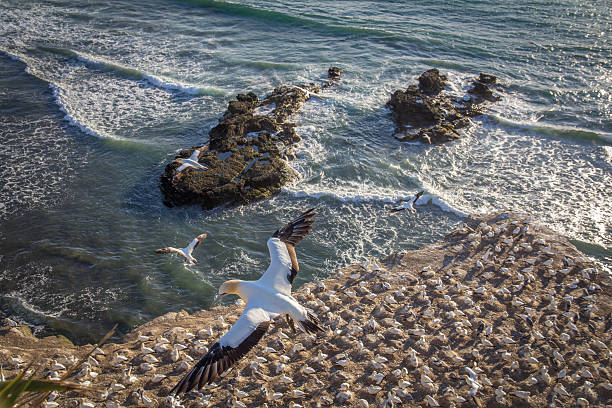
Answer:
[0,0,610,344]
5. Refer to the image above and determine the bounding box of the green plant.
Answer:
[0,324,116,407]
[0,365,87,408]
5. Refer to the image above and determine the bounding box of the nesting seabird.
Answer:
[170,208,322,395]
[154,233,207,264]
[389,190,424,213]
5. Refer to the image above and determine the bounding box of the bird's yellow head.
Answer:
[211,280,244,307]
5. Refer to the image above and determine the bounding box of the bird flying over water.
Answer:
[389,190,424,213]
[170,208,322,395]
[154,233,207,264]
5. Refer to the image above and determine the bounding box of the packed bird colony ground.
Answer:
[1,211,610,408]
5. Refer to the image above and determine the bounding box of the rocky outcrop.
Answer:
[388,69,501,144]
[2,211,610,407]
[418,68,447,95]
[328,66,342,80]
[160,70,341,209]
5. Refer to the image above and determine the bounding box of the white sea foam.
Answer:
[282,184,467,217]
[72,50,227,97]
[4,292,67,319]
[603,146,612,164]
[0,48,26,64]
[492,115,612,144]
[2,48,123,141]
[143,72,226,97]
[0,48,39,79]
[49,83,116,140]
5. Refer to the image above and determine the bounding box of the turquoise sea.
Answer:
[0,0,610,344]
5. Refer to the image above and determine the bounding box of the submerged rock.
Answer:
[160,72,339,209]
[388,69,501,144]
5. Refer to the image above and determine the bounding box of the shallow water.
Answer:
[0,0,610,343]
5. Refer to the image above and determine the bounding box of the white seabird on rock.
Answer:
[155,233,207,264]
[173,149,208,177]
[389,191,425,213]
[170,208,322,395]
[291,85,323,100]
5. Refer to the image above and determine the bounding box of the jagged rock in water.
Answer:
[468,73,501,103]
[388,85,443,128]
[160,78,331,209]
[418,68,447,95]
[476,72,497,84]
[388,69,501,144]
[328,66,342,80]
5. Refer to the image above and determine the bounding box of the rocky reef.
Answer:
[388,69,501,144]
[160,68,341,210]
[2,211,611,407]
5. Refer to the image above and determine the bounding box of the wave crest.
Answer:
[40,47,227,97]
[492,115,612,145]
[282,186,467,217]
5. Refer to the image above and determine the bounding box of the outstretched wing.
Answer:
[188,149,201,161]
[154,247,180,255]
[257,209,317,294]
[389,201,409,213]
[272,208,316,246]
[170,307,271,395]
[185,233,207,255]
[412,190,425,204]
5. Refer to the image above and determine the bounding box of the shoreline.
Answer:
[1,211,611,407]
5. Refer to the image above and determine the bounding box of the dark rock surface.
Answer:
[388,69,501,144]
[160,71,341,209]
[328,66,342,80]
[418,68,448,95]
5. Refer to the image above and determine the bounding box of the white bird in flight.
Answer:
[389,190,425,213]
[154,233,207,264]
[170,208,322,395]
[174,149,208,176]
[291,85,324,100]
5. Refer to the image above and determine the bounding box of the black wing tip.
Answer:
[170,322,271,396]
[169,343,220,395]
[302,312,324,334]
[416,190,425,197]
[302,207,317,216]
[272,208,318,246]
[287,267,298,284]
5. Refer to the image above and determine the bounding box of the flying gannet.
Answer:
[389,190,425,213]
[173,149,208,178]
[170,208,322,394]
[155,233,207,264]
[291,86,324,100]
